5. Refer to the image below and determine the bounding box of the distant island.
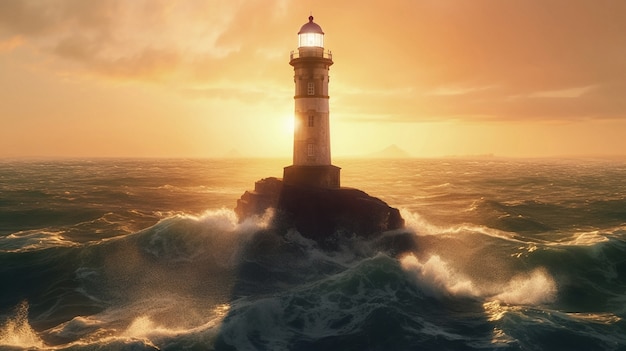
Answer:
[367,144,411,158]
[223,148,243,158]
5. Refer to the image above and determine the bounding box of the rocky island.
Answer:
[235,177,405,246]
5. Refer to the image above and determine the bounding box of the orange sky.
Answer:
[1,0,625,158]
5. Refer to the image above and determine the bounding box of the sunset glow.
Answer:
[1,0,625,158]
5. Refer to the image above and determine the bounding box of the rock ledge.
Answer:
[235,177,405,244]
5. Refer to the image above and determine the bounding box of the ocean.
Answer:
[1,158,625,350]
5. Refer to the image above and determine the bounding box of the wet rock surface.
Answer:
[235,177,405,246]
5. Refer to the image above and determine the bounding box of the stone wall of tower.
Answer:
[292,59,332,166]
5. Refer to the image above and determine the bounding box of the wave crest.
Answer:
[400,254,479,298]
[493,268,556,305]
[0,301,45,349]
[400,254,557,305]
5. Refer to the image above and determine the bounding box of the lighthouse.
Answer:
[235,15,405,243]
[283,15,341,188]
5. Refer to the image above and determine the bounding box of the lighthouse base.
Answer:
[283,165,341,189]
[234,177,409,251]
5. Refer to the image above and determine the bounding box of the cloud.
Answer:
[52,34,183,81]
[327,0,626,121]
[0,0,277,81]
[1,0,625,122]
[0,35,23,52]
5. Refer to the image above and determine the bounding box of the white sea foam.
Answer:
[550,230,609,247]
[44,300,231,349]
[400,254,557,305]
[0,230,78,252]
[491,268,556,305]
[136,207,272,267]
[400,208,528,245]
[175,207,241,232]
[45,315,107,341]
[400,254,479,298]
[0,301,45,349]
[565,312,622,325]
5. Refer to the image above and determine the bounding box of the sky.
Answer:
[1,0,626,158]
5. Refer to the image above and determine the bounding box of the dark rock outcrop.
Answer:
[235,177,405,246]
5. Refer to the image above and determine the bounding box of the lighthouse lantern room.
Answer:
[283,15,341,188]
[298,16,324,47]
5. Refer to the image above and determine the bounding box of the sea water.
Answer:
[0,158,625,350]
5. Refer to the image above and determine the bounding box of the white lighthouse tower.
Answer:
[283,15,341,188]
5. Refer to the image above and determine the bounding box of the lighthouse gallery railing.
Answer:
[290,50,332,60]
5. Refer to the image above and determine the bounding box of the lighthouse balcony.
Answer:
[290,49,332,60]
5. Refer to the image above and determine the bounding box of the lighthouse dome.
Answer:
[298,16,324,34]
[298,16,324,48]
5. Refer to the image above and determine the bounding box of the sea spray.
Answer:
[400,254,557,305]
[492,268,556,305]
[400,254,479,298]
[0,301,45,349]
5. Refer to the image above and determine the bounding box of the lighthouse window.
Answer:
[307,144,315,156]
[308,115,315,127]
[299,33,324,48]
[307,82,315,95]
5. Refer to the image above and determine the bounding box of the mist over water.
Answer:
[1,158,626,350]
